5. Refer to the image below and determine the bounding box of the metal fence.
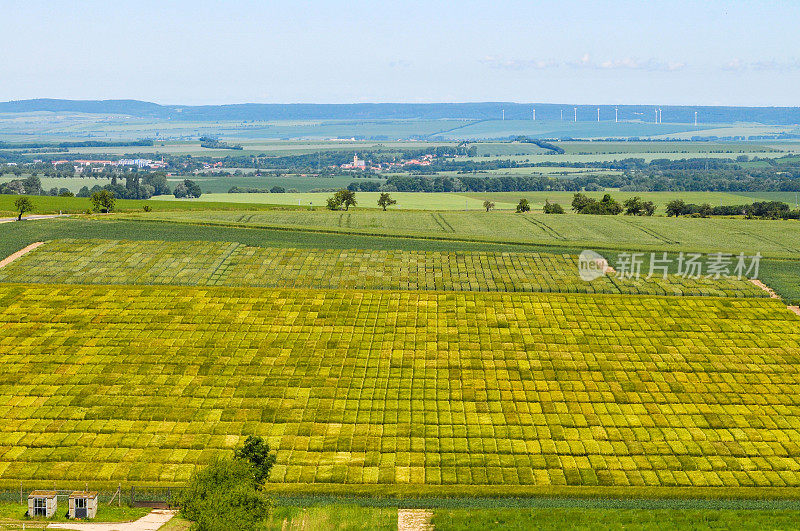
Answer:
[130,485,185,508]
[0,484,185,509]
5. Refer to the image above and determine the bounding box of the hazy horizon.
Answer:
[3,0,800,107]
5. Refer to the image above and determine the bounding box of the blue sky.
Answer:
[3,0,800,106]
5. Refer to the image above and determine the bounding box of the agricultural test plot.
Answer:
[0,239,766,298]
[0,284,799,489]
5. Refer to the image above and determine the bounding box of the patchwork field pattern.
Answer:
[0,239,767,298]
[1,284,799,488]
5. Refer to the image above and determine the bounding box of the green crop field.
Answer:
[0,194,297,217]
[121,209,800,257]
[0,239,766,298]
[151,191,514,210]
[0,284,799,492]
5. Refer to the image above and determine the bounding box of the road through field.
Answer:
[47,509,176,531]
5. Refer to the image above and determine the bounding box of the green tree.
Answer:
[184,180,202,198]
[377,192,397,211]
[173,183,188,198]
[483,200,495,212]
[516,198,530,213]
[90,190,115,213]
[665,199,687,217]
[178,458,271,531]
[326,196,342,210]
[642,201,656,216]
[698,203,713,218]
[14,197,33,221]
[142,172,171,195]
[269,186,286,193]
[234,435,277,488]
[332,189,357,210]
[623,196,644,216]
[571,193,593,212]
[543,200,564,214]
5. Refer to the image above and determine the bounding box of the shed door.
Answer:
[75,497,87,518]
[34,497,46,516]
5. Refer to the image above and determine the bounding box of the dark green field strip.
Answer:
[1,283,800,490]
[0,239,767,299]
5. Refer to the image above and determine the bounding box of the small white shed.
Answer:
[28,490,57,518]
[69,491,98,519]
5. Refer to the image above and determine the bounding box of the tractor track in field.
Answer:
[712,220,800,253]
[519,216,566,240]
[616,218,678,245]
[430,213,455,233]
[436,213,456,233]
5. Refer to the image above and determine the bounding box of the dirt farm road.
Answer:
[46,510,176,531]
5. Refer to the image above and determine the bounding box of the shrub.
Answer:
[543,200,564,214]
[178,458,272,531]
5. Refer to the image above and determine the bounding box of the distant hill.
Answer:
[2,99,800,125]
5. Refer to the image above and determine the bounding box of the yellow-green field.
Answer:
[0,239,766,298]
[1,284,799,492]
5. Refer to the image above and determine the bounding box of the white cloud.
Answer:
[479,56,557,70]
[481,53,684,72]
[724,58,800,71]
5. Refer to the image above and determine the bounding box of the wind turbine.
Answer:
[615,107,618,123]
[574,107,577,122]
[694,111,698,126]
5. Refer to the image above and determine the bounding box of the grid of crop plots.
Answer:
[0,239,767,299]
[1,284,799,487]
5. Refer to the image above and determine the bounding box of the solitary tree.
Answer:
[483,200,495,212]
[516,198,530,213]
[377,192,397,211]
[14,197,33,221]
[90,190,115,213]
[327,189,357,211]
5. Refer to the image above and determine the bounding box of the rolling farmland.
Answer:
[121,210,800,257]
